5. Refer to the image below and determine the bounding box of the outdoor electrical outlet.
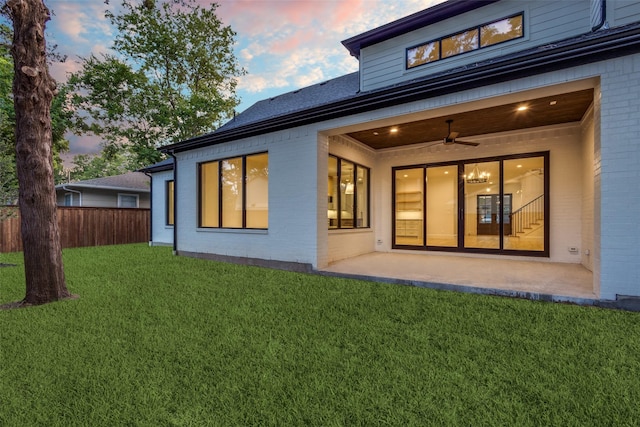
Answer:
[377,239,383,245]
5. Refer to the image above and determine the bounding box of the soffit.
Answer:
[345,89,594,150]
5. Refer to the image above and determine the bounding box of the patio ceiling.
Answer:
[346,89,594,150]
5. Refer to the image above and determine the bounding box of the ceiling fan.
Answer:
[442,119,479,146]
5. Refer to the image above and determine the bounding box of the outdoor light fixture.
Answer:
[466,163,490,184]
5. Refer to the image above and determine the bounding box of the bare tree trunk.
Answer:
[8,0,70,305]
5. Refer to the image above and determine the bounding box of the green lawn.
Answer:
[1,244,639,426]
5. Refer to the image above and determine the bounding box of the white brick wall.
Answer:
[175,126,322,267]
[598,54,640,299]
[150,170,174,246]
[170,52,640,300]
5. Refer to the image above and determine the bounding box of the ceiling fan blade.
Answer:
[448,131,459,140]
[454,140,480,146]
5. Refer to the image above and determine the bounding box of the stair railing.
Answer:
[509,195,544,237]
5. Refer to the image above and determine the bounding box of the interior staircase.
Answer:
[509,194,544,237]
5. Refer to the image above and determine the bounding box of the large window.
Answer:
[166,180,174,226]
[328,155,369,229]
[406,12,524,69]
[199,153,268,229]
[393,152,548,256]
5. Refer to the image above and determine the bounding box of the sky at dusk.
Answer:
[6,0,445,156]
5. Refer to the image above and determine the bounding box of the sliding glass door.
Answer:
[392,152,548,256]
[426,165,458,247]
[394,168,424,246]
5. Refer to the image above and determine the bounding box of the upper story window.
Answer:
[199,152,268,229]
[407,12,524,70]
[328,155,369,230]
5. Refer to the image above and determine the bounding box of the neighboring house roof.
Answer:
[161,12,640,155]
[56,172,150,193]
[139,158,174,174]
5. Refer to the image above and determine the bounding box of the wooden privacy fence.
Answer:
[0,206,150,253]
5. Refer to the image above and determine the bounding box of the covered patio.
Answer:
[320,252,595,304]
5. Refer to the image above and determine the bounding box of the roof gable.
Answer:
[341,0,500,58]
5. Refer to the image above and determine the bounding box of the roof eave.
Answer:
[341,0,500,58]
[139,163,174,173]
[162,25,640,154]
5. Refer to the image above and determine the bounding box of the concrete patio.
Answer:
[319,252,596,305]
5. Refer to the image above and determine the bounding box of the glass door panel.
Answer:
[395,168,424,246]
[504,157,545,251]
[464,161,500,249]
[328,156,338,229]
[426,165,458,247]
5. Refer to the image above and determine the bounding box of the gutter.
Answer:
[162,23,640,154]
[61,186,82,207]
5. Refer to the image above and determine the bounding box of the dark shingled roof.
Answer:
[56,172,150,192]
[161,20,640,154]
[217,72,360,132]
[139,158,174,173]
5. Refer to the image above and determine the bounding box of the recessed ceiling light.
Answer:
[550,100,557,106]
[403,174,408,178]
[373,131,379,136]
[444,171,449,174]
[517,105,528,112]
[517,164,522,168]
[390,127,398,133]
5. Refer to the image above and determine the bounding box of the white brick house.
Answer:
[144,0,640,305]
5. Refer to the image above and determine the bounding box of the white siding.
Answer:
[360,0,591,91]
[610,0,640,27]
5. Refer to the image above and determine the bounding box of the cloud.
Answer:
[39,0,448,153]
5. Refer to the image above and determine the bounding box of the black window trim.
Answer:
[198,151,268,230]
[166,179,175,226]
[391,151,549,257]
[329,154,371,230]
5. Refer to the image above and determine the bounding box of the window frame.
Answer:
[406,12,524,70]
[166,180,175,226]
[328,154,371,230]
[198,151,269,230]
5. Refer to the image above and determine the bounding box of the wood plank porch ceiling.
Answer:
[346,89,594,150]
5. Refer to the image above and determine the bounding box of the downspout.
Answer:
[142,171,153,246]
[61,186,82,206]
[592,0,607,32]
[168,151,178,255]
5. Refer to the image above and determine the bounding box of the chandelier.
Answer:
[466,164,490,184]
